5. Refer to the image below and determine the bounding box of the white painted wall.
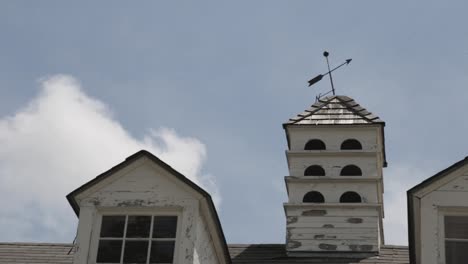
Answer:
[416,166,468,264]
[72,157,222,264]
[287,154,380,177]
[286,126,380,152]
[284,205,382,252]
[283,125,385,253]
[286,180,380,203]
[193,213,218,264]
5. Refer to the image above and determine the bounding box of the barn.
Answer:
[1,95,466,264]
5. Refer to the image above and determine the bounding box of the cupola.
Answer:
[283,95,387,255]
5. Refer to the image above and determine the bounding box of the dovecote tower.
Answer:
[283,95,387,255]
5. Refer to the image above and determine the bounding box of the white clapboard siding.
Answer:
[438,174,468,191]
[287,227,378,235]
[291,215,378,223]
[288,217,378,228]
[287,240,378,252]
[289,233,377,240]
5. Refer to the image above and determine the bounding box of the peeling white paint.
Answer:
[72,157,224,264]
[284,125,385,252]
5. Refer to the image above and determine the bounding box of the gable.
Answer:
[67,150,211,215]
[437,166,468,192]
[74,157,200,208]
[408,157,468,198]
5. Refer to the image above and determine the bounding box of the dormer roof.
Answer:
[66,150,231,264]
[283,95,384,127]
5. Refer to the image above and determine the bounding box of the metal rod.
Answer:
[325,54,335,95]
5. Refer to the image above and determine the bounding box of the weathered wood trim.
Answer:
[285,124,383,130]
[288,227,378,235]
[287,150,378,156]
[288,220,378,228]
[286,207,380,217]
[285,176,381,183]
[409,157,468,198]
[200,198,229,264]
[72,206,96,264]
[284,203,382,209]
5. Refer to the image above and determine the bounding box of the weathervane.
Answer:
[307,51,352,101]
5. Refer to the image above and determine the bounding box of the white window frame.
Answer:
[438,208,468,263]
[89,207,182,264]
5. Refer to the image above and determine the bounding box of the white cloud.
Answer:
[383,163,431,245]
[0,75,219,242]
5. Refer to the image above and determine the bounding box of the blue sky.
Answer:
[0,1,467,245]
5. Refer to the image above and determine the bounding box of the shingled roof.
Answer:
[0,243,74,264]
[0,243,408,264]
[229,244,409,264]
[283,95,384,127]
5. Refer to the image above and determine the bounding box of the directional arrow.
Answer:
[308,58,352,87]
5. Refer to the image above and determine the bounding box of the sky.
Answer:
[0,1,467,246]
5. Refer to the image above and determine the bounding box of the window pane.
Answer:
[123,241,149,264]
[446,241,468,264]
[126,216,151,238]
[445,216,468,239]
[150,241,175,263]
[153,216,177,238]
[97,240,122,263]
[100,216,126,238]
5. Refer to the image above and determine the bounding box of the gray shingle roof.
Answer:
[0,243,408,264]
[229,244,409,264]
[0,243,74,264]
[284,96,384,126]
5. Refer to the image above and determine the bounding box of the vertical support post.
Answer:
[323,51,335,96]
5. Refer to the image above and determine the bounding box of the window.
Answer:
[340,191,362,203]
[97,215,178,264]
[340,165,362,176]
[340,139,362,150]
[304,139,326,150]
[303,191,325,203]
[445,215,468,263]
[304,165,325,176]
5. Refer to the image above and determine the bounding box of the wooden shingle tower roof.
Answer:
[283,95,384,127]
[283,95,387,167]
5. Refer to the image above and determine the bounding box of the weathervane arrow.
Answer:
[308,57,352,86]
[307,51,352,97]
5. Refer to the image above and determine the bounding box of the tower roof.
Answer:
[283,95,384,127]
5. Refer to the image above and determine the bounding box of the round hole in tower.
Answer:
[303,191,325,203]
[341,139,362,150]
[304,139,326,150]
[340,191,362,203]
[304,165,325,176]
[340,165,362,176]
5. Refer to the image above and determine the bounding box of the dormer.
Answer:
[408,157,468,264]
[67,150,230,264]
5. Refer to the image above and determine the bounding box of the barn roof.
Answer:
[0,243,409,264]
[283,95,384,127]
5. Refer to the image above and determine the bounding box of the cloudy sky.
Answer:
[0,1,467,246]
